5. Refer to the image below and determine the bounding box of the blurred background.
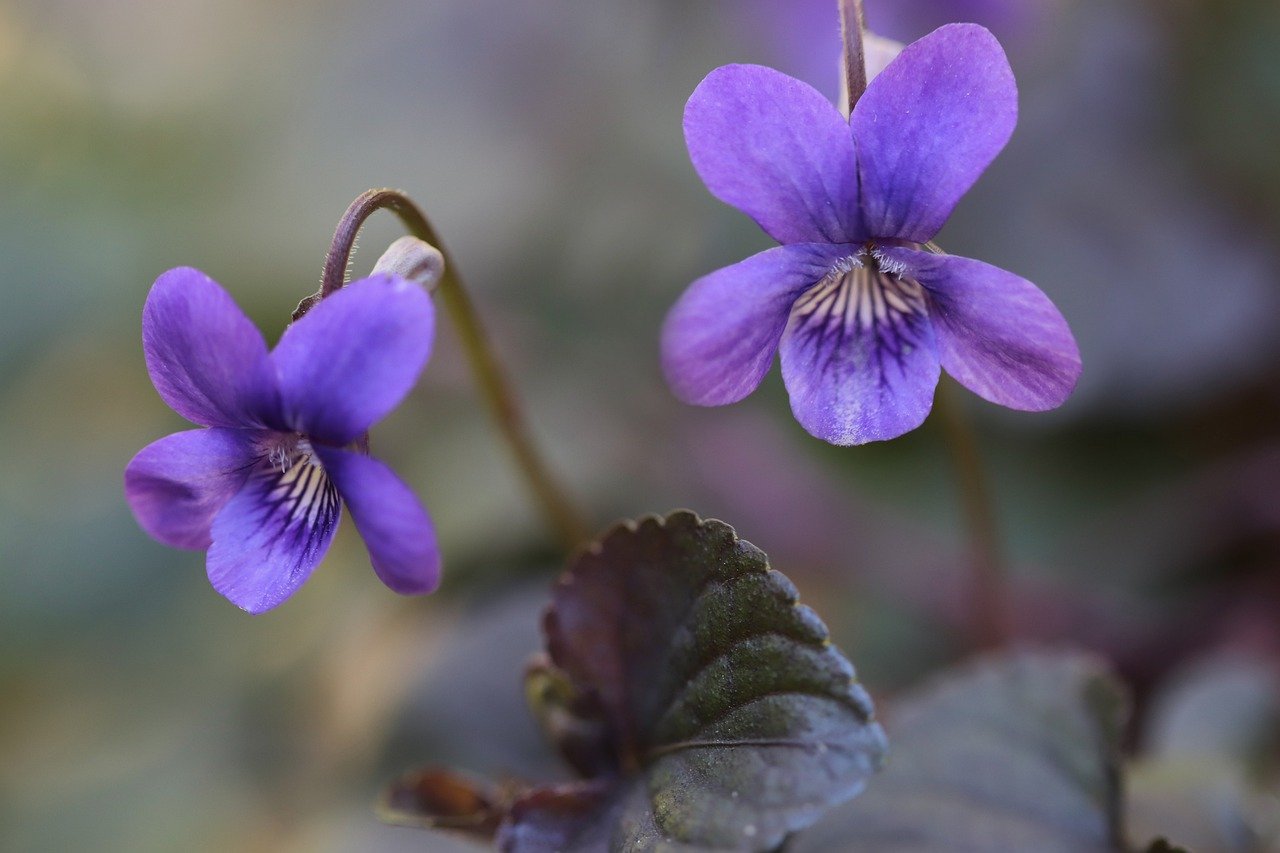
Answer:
[1,0,1278,850]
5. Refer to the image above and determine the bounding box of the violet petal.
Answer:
[779,265,940,444]
[684,64,861,244]
[206,454,341,613]
[272,275,434,446]
[124,428,263,549]
[662,243,856,406]
[314,446,440,596]
[852,24,1017,242]
[142,268,282,429]
[883,247,1081,410]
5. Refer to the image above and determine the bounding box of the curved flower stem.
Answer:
[933,379,1010,650]
[313,188,589,551]
[839,0,868,110]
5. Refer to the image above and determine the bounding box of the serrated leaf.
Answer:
[524,655,616,779]
[790,649,1128,853]
[501,510,887,851]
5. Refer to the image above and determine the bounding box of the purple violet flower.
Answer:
[662,24,1080,445]
[124,268,440,613]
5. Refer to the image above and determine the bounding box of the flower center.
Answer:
[792,250,927,334]
[262,434,338,528]
[267,434,314,473]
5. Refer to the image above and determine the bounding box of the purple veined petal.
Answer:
[779,260,941,444]
[124,428,264,549]
[662,243,858,406]
[143,268,283,429]
[881,247,1081,410]
[852,24,1018,243]
[206,450,341,613]
[684,64,862,244]
[314,446,440,596]
[272,275,435,446]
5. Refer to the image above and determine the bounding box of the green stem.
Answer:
[311,189,589,551]
[933,379,1010,649]
[839,0,868,110]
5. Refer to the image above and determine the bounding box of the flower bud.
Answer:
[372,236,446,291]
[839,32,904,116]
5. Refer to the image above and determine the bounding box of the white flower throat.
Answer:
[267,434,314,473]
[791,252,928,336]
[264,435,338,528]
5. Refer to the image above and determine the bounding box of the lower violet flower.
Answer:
[662,24,1081,445]
[125,268,440,613]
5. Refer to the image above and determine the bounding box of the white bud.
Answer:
[371,236,446,291]
[864,32,905,84]
[839,31,905,116]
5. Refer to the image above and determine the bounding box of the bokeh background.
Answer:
[2,0,1278,850]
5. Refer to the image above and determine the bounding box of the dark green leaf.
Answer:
[504,510,887,851]
[791,650,1128,853]
[524,654,616,779]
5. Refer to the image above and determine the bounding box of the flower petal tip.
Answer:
[123,429,261,550]
[377,555,443,597]
[987,347,1082,413]
[684,63,860,244]
[791,393,937,447]
[313,447,442,600]
[142,268,281,430]
[852,21,1017,242]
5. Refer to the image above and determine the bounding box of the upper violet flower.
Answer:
[125,268,440,613]
[661,24,1081,445]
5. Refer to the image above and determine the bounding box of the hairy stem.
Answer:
[313,188,589,551]
[934,379,1010,650]
[839,0,868,110]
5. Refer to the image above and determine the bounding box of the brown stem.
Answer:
[839,0,869,110]
[934,378,1010,650]
[311,189,589,551]
[924,241,1009,647]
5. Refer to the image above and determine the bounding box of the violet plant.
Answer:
[122,1,1193,851]
[661,23,1080,446]
[125,268,440,613]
